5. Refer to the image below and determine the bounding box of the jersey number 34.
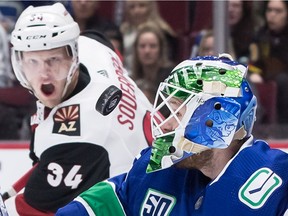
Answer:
[47,162,83,189]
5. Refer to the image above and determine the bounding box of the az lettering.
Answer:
[58,121,77,133]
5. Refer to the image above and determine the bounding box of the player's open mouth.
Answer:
[41,84,55,96]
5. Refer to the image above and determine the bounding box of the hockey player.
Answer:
[4,3,153,215]
[56,54,288,216]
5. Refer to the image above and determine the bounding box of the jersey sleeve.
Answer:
[24,143,110,212]
[55,174,127,216]
[56,201,89,216]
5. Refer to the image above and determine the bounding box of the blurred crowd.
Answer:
[0,0,288,140]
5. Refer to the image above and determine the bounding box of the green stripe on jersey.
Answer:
[79,181,126,216]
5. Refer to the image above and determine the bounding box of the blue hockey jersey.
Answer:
[56,137,288,216]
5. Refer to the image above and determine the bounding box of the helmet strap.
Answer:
[61,59,79,99]
[233,126,247,141]
[176,136,210,155]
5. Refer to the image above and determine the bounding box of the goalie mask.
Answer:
[147,54,257,172]
[10,3,80,99]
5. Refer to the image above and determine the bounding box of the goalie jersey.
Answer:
[57,138,288,216]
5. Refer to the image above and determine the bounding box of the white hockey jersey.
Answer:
[18,35,153,212]
[32,36,153,175]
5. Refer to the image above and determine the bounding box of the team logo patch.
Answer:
[141,189,176,216]
[238,167,282,209]
[53,105,80,136]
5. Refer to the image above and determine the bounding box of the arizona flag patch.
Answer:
[238,167,282,209]
[53,105,80,136]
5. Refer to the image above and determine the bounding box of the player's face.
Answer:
[21,47,73,108]
[159,97,187,134]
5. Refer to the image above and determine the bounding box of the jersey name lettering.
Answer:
[111,54,137,130]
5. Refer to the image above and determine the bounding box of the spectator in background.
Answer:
[0,1,24,34]
[0,7,34,140]
[0,15,14,87]
[198,30,233,59]
[120,0,177,73]
[250,0,288,124]
[0,19,21,140]
[228,0,258,64]
[20,1,56,8]
[131,22,175,104]
[227,0,264,124]
[70,0,111,33]
[70,0,123,59]
[197,30,214,56]
[191,1,260,63]
[191,29,235,59]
